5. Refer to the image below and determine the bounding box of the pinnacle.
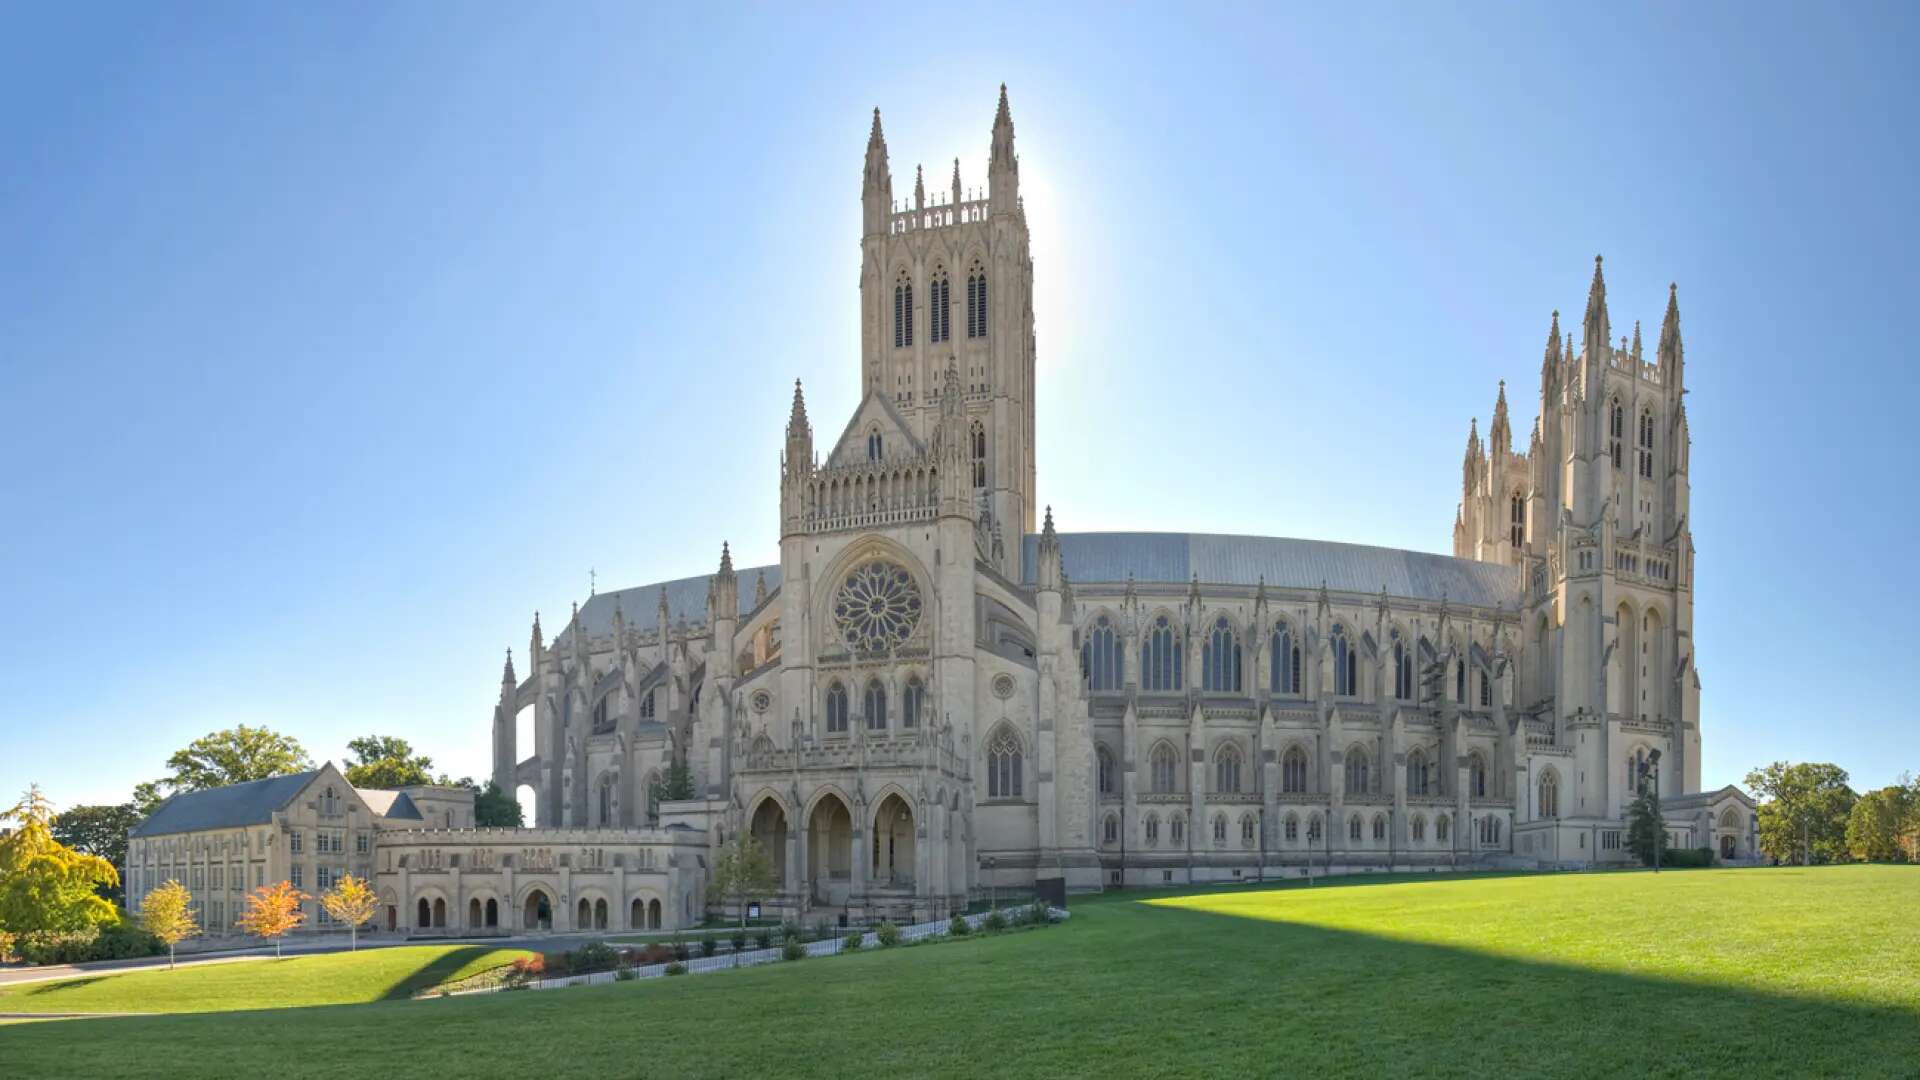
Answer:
[869,107,883,143]
[719,541,734,575]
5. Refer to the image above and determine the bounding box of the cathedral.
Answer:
[480,86,1759,926]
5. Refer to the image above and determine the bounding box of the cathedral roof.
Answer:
[560,564,783,645]
[1020,532,1521,610]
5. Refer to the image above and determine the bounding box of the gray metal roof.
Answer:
[560,564,782,645]
[130,770,319,838]
[1020,532,1521,610]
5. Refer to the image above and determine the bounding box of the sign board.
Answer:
[747,902,761,920]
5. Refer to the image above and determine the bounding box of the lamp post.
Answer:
[984,855,997,910]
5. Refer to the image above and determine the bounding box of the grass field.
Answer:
[0,944,533,1015]
[1,866,1914,1078]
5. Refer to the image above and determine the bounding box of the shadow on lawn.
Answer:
[378,946,510,1000]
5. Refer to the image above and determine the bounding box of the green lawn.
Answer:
[2,867,1915,1078]
[0,944,533,1015]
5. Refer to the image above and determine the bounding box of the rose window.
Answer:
[833,560,922,654]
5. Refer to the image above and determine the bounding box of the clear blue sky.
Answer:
[3,4,1915,812]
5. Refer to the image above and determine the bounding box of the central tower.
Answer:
[859,86,1037,568]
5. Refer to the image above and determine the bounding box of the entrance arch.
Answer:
[417,898,431,929]
[648,897,662,929]
[808,792,853,905]
[750,797,790,887]
[432,897,447,928]
[872,792,915,887]
[485,898,499,927]
[469,898,482,928]
[523,888,552,931]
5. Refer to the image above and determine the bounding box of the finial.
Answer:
[719,541,734,575]
[589,567,596,595]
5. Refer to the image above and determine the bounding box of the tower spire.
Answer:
[862,107,892,236]
[1490,381,1511,458]
[989,83,1018,214]
[1582,254,1610,356]
[1541,309,1562,393]
[914,163,925,210]
[951,157,962,205]
[1658,281,1685,390]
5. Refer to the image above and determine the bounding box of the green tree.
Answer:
[662,760,696,801]
[473,781,524,827]
[51,803,141,903]
[1744,762,1856,865]
[342,735,434,789]
[1846,787,1909,863]
[163,726,314,793]
[139,879,198,969]
[711,834,779,939]
[0,786,119,935]
[130,781,169,817]
[1625,790,1667,868]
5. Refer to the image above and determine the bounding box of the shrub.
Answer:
[949,913,971,937]
[671,939,690,962]
[13,925,163,966]
[730,929,748,952]
[0,930,12,963]
[567,940,621,974]
[664,962,687,976]
[613,967,637,982]
[1661,847,1717,869]
[782,938,807,962]
[631,943,675,966]
[700,936,719,957]
[780,921,803,944]
[811,917,834,942]
[983,908,1008,932]
[754,929,774,950]
[841,928,862,951]
[874,921,901,948]
[505,956,546,987]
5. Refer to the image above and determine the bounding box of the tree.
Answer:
[140,879,198,969]
[163,726,314,794]
[661,760,696,801]
[473,782,524,827]
[1846,786,1911,863]
[237,880,307,957]
[1745,762,1856,865]
[51,803,141,903]
[343,735,435,789]
[0,786,118,935]
[130,781,169,818]
[1625,790,1667,868]
[710,834,778,948]
[319,874,379,951]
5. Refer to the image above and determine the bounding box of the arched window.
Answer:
[1284,814,1300,842]
[1170,814,1185,846]
[1214,744,1242,794]
[864,679,887,730]
[1241,814,1256,846]
[966,260,988,339]
[1332,624,1356,696]
[1412,815,1427,842]
[893,271,914,349]
[1348,815,1362,842]
[1436,814,1450,842]
[1096,746,1115,796]
[903,677,924,728]
[1271,621,1301,694]
[1282,746,1308,793]
[1455,659,1467,704]
[1150,742,1179,794]
[1391,630,1412,700]
[1345,745,1370,794]
[597,774,614,826]
[867,428,883,461]
[987,727,1022,799]
[1083,616,1122,691]
[1470,752,1488,798]
[1510,492,1526,547]
[640,690,655,719]
[1372,814,1386,841]
[1144,814,1160,846]
[1479,666,1492,707]
[929,267,951,344]
[1539,770,1559,818]
[825,682,849,734]
[970,421,987,488]
[1212,814,1227,845]
[1609,398,1624,470]
[592,696,610,733]
[1142,615,1183,692]
[1203,617,1242,693]
[1102,814,1118,846]
[1307,814,1323,843]
[1408,747,1430,796]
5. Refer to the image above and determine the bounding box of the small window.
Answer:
[825,682,849,734]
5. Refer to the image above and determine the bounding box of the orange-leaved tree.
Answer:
[236,880,307,957]
[319,874,379,951]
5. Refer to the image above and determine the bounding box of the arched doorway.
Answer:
[577,898,591,929]
[386,905,397,932]
[1720,834,1735,859]
[432,897,446,928]
[630,898,645,930]
[468,898,482,928]
[872,793,915,887]
[485,898,499,928]
[808,793,853,905]
[750,798,790,887]
[524,889,552,931]
[648,898,662,929]
[594,898,608,930]
[416,898,431,929]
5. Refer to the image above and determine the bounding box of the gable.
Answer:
[825,390,925,469]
